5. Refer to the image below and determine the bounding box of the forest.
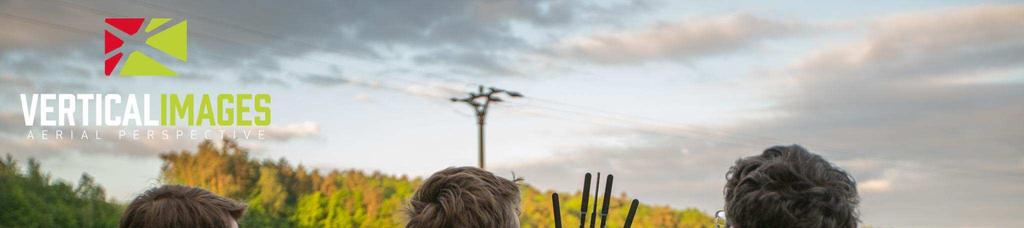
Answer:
[0,155,122,227]
[1,139,715,227]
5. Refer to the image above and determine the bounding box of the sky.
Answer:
[1,0,1023,227]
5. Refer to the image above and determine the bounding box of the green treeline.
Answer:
[0,139,714,227]
[0,155,122,228]
[160,139,715,227]
[160,139,415,227]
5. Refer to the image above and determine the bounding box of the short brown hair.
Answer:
[120,185,246,228]
[406,167,521,228]
[725,145,859,227]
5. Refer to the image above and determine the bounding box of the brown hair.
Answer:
[406,167,521,228]
[725,145,859,228]
[120,185,246,228]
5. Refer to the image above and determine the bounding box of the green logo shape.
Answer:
[121,51,177,76]
[145,20,187,62]
[145,18,170,32]
[114,18,187,76]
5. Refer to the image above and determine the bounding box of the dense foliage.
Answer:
[0,155,122,228]
[159,139,715,227]
[0,139,715,227]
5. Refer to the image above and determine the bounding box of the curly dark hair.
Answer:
[406,166,521,228]
[724,145,859,228]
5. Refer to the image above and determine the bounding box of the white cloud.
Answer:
[335,75,468,100]
[855,167,922,194]
[400,82,465,99]
[260,121,321,142]
[554,13,802,64]
[491,130,765,212]
[836,159,882,173]
[352,93,371,102]
[793,4,1024,80]
[858,178,891,193]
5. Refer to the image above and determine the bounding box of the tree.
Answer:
[158,139,715,227]
[0,154,121,228]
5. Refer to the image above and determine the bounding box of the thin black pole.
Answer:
[552,193,562,228]
[589,172,600,228]
[477,114,485,169]
[623,199,639,228]
[579,173,591,228]
[599,175,613,228]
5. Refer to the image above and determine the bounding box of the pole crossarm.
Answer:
[450,85,523,169]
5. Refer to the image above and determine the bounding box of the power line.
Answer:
[22,1,1021,180]
[0,10,923,158]
[7,1,835,159]
[50,0,485,100]
[0,11,94,34]
[61,0,480,88]
[522,97,851,153]
[0,7,970,171]
[495,102,773,149]
[494,103,1024,180]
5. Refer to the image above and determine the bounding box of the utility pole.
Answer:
[450,85,522,169]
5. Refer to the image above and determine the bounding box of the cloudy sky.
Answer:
[2,0,1022,227]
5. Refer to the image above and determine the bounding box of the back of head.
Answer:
[406,166,521,228]
[120,185,246,228]
[724,145,859,228]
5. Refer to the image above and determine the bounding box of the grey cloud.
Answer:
[299,74,349,87]
[749,4,1024,226]
[238,71,289,87]
[0,0,646,86]
[0,75,35,91]
[0,50,103,90]
[497,4,1024,227]
[0,0,97,51]
[552,13,803,64]
[297,65,348,87]
[0,112,23,134]
[774,4,1024,163]
[0,60,105,108]
[493,130,760,210]
[793,5,1024,80]
[413,50,520,76]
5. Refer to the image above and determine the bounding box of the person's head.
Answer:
[724,145,859,228]
[120,185,246,228]
[406,166,521,228]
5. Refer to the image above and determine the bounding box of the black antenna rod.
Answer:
[598,175,614,228]
[589,172,601,228]
[578,173,591,228]
[622,199,639,228]
[551,193,562,228]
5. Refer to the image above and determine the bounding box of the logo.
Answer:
[104,18,187,77]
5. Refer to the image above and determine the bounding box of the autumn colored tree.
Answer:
[158,139,715,227]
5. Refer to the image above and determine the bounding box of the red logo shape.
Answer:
[104,30,122,54]
[104,18,144,76]
[104,52,123,76]
[105,18,144,35]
